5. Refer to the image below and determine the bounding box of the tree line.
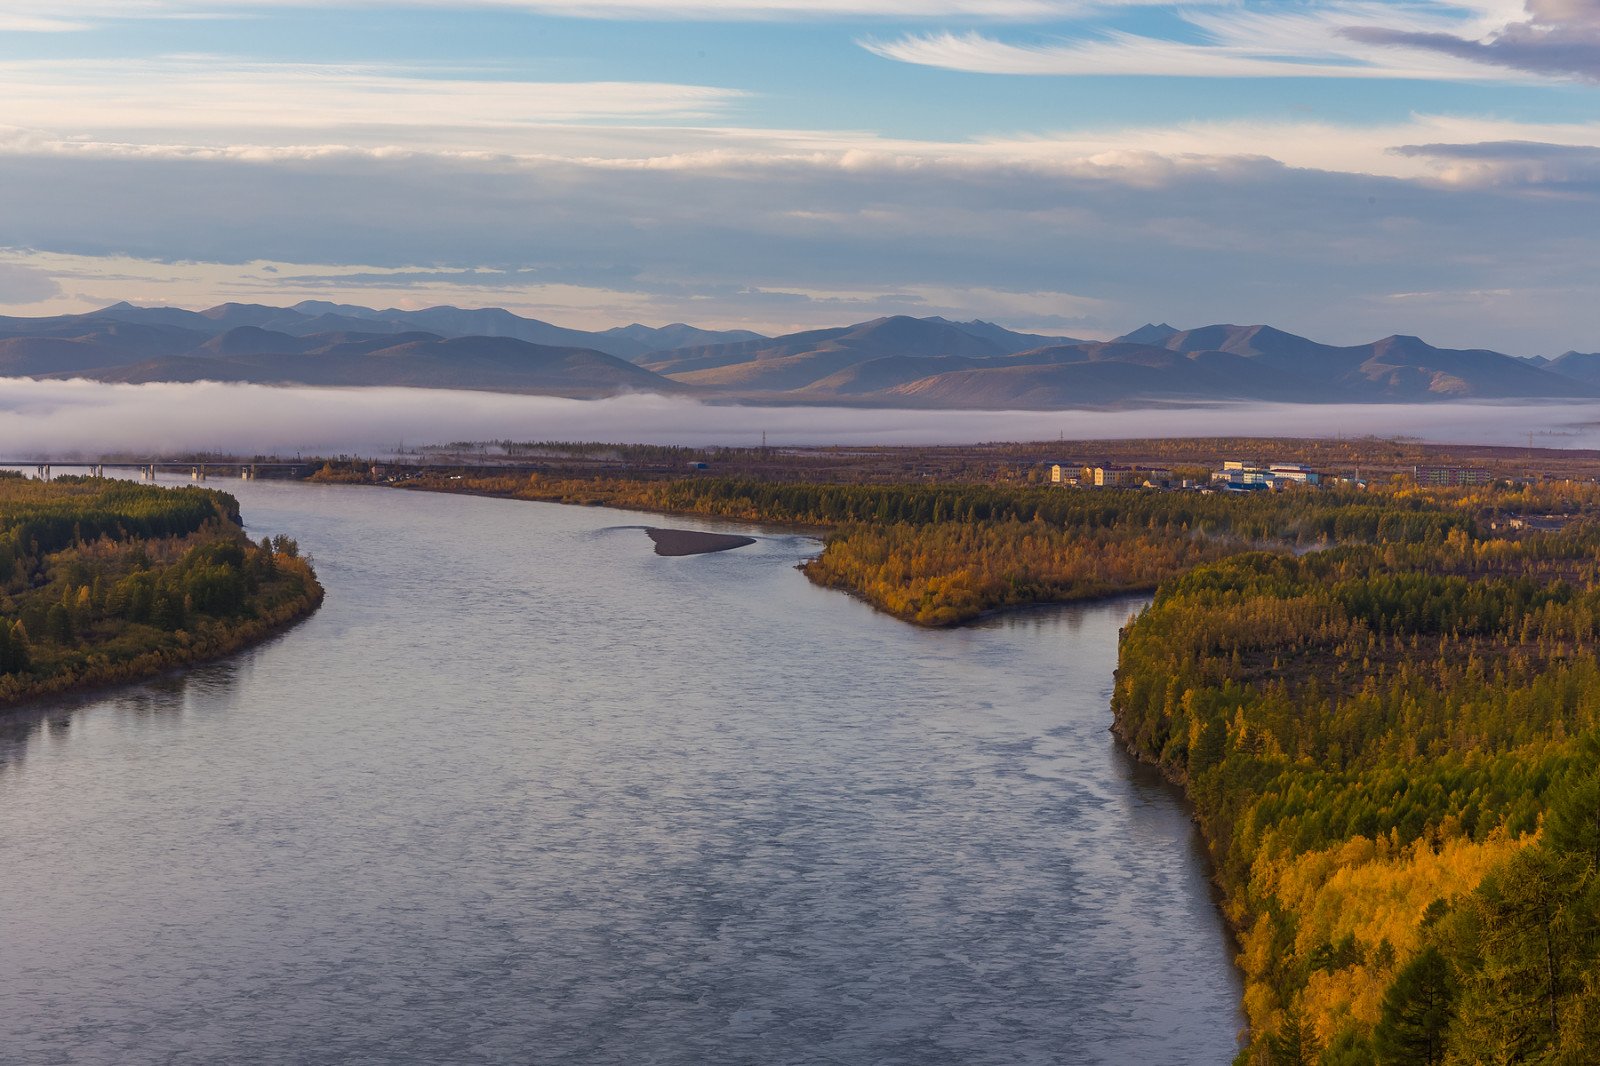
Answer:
[0,478,321,705]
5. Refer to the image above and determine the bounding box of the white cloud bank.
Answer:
[0,378,1595,455]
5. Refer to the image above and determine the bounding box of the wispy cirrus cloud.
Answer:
[0,0,1191,31]
[863,2,1591,83]
[0,58,745,146]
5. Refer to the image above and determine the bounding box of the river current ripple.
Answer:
[0,481,1241,1064]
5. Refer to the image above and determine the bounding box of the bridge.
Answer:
[0,461,323,482]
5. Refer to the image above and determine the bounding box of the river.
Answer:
[0,480,1242,1064]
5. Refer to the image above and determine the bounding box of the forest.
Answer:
[0,475,322,704]
[1114,490,1600,1063]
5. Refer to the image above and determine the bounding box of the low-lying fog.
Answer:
[4,378,1598,456]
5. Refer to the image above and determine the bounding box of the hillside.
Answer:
[71,332,674,395]
[0,303,1592,406]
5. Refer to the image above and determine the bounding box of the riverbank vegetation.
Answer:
[1113,492,1600,1063]
[0,475,322,705]
[404,472,1476,624]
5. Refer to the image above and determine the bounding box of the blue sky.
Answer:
[2,1,1600,353]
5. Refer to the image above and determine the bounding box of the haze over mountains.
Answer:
[0,301,1593,408]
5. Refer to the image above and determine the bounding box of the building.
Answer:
[1214,460,1326,491]
[1084,464,1171,488]
[1084,464,1136,488]
[1414,465,1494,488]
[1215,461,1270,489]
[1268,464,1322,487]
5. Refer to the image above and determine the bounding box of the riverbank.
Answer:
[0,577,323,710]
[393,475,832,537]
[0,478,323,714]
[391,473,1363,626]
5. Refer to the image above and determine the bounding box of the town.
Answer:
[1047,459,1498,492]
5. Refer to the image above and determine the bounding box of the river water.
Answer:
[0,480,1242,1065]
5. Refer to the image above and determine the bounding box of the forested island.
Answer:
[0,475,322,706]
[392,459,1600,1063]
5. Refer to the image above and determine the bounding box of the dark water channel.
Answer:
[0,480,1242,1064]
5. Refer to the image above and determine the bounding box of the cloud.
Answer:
[15,76,1600,186]
[0,0,1178,30]
[5,131,1600,354]
[0,264,62,305]
[1393,138,1600,186]
[0,14,93,30]
[863,2,1600,84]
[0,379,1596,454]
[0,58,746,148]
[1347,0,1600,80]
[3,62,1600,350]
[856,2,1600,86]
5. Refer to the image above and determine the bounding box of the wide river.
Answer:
[0,480,1241,1064]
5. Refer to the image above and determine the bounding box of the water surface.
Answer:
[0,481,1242,1064]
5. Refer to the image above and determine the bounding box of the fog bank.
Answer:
[3,378,1598,456]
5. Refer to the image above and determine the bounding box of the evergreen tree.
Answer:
[1266,1008,1318,1066]
[1544,760,1600,875]
[9,622,29,674]
[45,602,73,645]
[1374,946,1454,1066]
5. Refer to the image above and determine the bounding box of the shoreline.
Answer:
[391,480,835,538]
[0,579,324,718]
[392,479,1166,628]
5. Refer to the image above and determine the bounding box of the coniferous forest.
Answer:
[1115,502,1600,1064]
[0,475,322,704]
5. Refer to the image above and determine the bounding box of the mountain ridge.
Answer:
[0,302,1592,408]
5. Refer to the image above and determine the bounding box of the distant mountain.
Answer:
[645,316,1019,392]
[1141,325,1571,401]
[1114,322,1180,346]
[638,317,1593,405]
[67,332,672,396]
[73,301,766,360]
[0,303,1591,407]
[605,322,766,354]
[919,317,1082,354]
[1546,351,1600,385]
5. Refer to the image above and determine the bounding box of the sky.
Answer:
[2,1,1600,353]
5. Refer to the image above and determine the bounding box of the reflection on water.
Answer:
[0,482,1242,1065]
[0,639,263,776]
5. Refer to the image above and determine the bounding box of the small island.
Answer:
[0,474,322,708]
[644,527,756,556]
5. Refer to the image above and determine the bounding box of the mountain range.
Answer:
[0,301,1593,408]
